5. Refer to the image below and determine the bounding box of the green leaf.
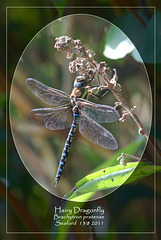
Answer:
[51,0,68,17]
[125,165,161,184]
[132,10,161,63]
[65,163,161,202]
[112,10,160,63]
[131,13,154,63]
[114,11,147,46]
[104,24,135,59]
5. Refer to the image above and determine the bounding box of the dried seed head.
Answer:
[55,36,114,87]
[55,36,87,59]
[54,36,73,51]
[138,128,145,135]
[86,50,95,58]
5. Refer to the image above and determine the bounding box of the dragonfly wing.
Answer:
[78,99,120,123]
[27,105,73,130]
[79,113,118,150]
[26,78,70,106]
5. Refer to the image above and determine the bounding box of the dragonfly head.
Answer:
[74,76,87,89]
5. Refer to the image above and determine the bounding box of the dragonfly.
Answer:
[25,76,120,187]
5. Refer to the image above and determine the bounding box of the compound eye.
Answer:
[74,76,86,89]
[74,80,85,89]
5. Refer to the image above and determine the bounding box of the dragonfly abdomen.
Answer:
[54,106,79,187]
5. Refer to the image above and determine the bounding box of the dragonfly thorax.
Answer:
[71,87,88,100]
[71,76,89,100]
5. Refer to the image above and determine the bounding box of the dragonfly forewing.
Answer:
[79,113,118,150]
[25,77,120,187]
[26,78,70,106]
[78,99,120,123]
[26,105,73,130]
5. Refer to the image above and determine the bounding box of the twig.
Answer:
[117,153,153,166]
[54,36,161,158]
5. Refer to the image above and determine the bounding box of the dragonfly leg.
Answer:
[88,88,109,99]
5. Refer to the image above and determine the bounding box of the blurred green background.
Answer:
[1,1,161,240]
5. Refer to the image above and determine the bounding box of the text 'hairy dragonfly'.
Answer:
[25,76,120,187]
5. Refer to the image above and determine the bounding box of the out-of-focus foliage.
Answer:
[104,10,161,63]
[51,0,68,16]
[9,13,151,199]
